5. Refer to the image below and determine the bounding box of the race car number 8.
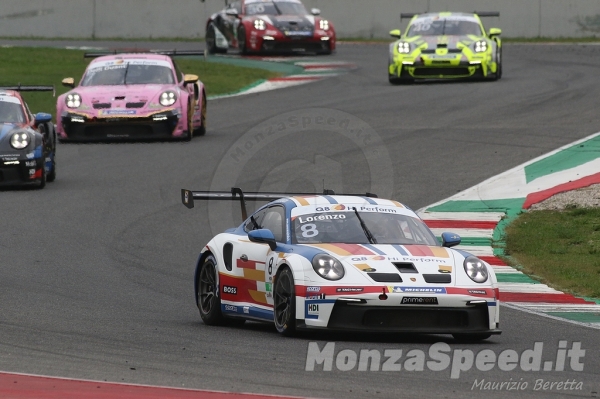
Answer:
[301,223,319,238]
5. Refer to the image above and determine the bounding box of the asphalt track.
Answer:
[1,40,600,398]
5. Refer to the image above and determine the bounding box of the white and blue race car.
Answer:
[182,188,500,341]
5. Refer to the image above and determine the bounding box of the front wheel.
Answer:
[194,92,207,136]
[197,255,225,325]
[238,27,248,55]
[206,23,227,54]
[46,155,56,182]
[273,267,296,336]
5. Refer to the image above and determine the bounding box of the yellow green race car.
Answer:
[388,11,502,84]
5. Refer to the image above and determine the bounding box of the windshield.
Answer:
[81,64,175,86]
[0,101,26,124]
[245,1,308,16]
[407,19,482,37]
[292,211,439,245]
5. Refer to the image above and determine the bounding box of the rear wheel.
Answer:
[273,267,296,336]
[197,255,225,325]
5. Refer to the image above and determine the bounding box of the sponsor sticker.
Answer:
[389,286,447,294]
[401,296,439,305]
[336,287,364,293]
[223,285,237,295]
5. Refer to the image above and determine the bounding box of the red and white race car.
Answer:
[56,51,206,142]
[205,0,336,55]
[182,188,501,341]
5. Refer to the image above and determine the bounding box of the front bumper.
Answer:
[0,157,44,186]
[59,110,183,141]
[261,38,332,53]
[390,54,495,79]
[300,293,500,334]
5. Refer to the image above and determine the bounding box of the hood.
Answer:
[68,84,177,113]
[417,35,475,52]
[263,14,314,36]
[307,243,460,285]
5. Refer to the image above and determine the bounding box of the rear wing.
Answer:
[182,187,378,221]
[400,13,418,20]
[474,11,500,17]
[0,84,55,96]
[401,11,499,19]
[83,49,205,58]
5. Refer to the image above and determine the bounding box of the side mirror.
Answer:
[441,232,461,248]
[488,27,501,37]
[390,29,401,39]
[34,112,52,124]
[62,77,75,88]
[184,74,199,85]
[225,8,239,17]
[248,229,277,250]
[310,8,321,16]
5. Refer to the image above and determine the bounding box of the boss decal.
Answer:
[222,285,237,295]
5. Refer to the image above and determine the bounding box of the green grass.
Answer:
[0,47,279,118]
[502,207,600,298]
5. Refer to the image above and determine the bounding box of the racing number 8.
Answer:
[268,257,273,275]
[301,223,319,238]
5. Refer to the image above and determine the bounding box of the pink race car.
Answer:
[56,51,206,142]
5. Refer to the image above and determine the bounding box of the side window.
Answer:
[261,206,286,243]
[244,207,267,233]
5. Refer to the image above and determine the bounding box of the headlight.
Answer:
[319,19,329,30]
[463,256,489,283]
[312,254,345,281]
[159,91,177,106]
[66,93,81,108]
[10,131,30,149]
[474,40,488,53]
[397,41,411,54]
[254,19,266,30]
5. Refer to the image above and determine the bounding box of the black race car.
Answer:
[0,85,57,189]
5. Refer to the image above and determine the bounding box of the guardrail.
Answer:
[0,0,598,39]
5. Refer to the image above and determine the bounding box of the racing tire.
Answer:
[196,255,225,325]
[194,92,207,136]
[46,130,57,182]
[238,27,248,55]
[273,267,296,336]
[389,75,414,85]
[37,163,47,189]
[182,100,193,142]
[452,333,492,342]
[46,155,56,183]
[206,23,227,55]
[495,47,503,80]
